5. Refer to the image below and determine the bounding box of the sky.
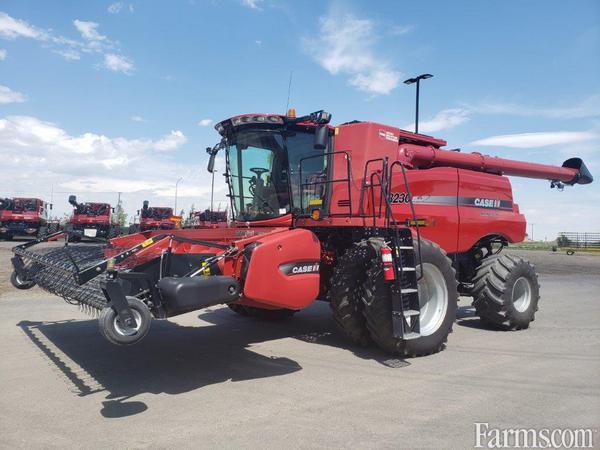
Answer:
[0,0,598,239]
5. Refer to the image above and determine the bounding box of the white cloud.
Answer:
[107,2,124,14]
[0,114,222,220]
[0,12,46,40]
[389,24,414,36]
[54,48,80,60]
[73,20,106,41]
[304,13,401,95]
[468,95,600,120]
[153,131,187,151]
[0,13,133,73]
[241,0,263,10]
[0,85,26,104]
[404,108,470,133]
[130,115,144,122]
[197,119,213,127]
[471,131,598,148]
[102,53,134,74]
[0,48,6,60]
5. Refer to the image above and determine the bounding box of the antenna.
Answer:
[285,70,293,112]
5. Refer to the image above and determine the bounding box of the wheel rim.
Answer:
[417,263,449,336]
[113,310,142,336]
[15,273,31,286]
[512,277,532,313]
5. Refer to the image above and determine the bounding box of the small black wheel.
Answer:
[471,253,540,330]
[37,226,48,239]
[108,227,120,239]
[10,270,36,290]
[99,297,152,345]
[362,239,458,357]
[566,249,575,255]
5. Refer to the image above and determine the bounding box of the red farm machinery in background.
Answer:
[0,197,54,241]
[10,109,592,357]
[66,195,120,242]
[188,209,228,229]
[129,201,178,233]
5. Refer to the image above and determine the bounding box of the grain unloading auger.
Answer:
[10,109,593,355]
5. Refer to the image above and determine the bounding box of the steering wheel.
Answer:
[250,167,269,179]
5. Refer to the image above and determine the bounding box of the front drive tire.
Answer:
[362,239,458,357]
[10,270,36,290]
[328,239,384,347]
[99,297,152,345]
[471,254,540,330]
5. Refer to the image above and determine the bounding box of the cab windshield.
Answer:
[226,129,327,221]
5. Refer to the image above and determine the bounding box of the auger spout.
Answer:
[401,146,593,185]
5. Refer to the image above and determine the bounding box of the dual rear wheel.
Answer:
[329,239,540,356]
[330,238,458,357]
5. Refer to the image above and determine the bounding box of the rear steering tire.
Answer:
[10,270,36,290]
[99,297,152,345]
[471,254,540,330]
[362,239,458,357]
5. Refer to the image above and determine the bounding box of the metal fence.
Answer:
[557,232,600,248]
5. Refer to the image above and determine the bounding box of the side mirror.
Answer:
[314,125,328,150]
[49,204,53,210]
[142,200,149,210]
[68,195,77,206]
[111,207,115,213]
[207,150,216,173]
[137,210,140,215]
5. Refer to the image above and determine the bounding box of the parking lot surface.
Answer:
[0,241,599,448]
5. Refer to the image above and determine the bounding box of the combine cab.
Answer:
[129,201,177,233]
[188,209,228,229]
[10,109,593,356]
[67,195,119,241]
[0,197,52,240]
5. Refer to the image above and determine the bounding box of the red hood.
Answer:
[0,210,41,221]
[71,215,111,225]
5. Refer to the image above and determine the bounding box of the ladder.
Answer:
[387,233,421,340]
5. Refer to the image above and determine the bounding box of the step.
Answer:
[402,309,420,317]
[398,266,415,272]
[397,246,414,250]
[402,332,421,340]
[400,288,418,294]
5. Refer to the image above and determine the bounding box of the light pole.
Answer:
[403,73,433,134]
[210,170,217,212]
[174,177,183,214]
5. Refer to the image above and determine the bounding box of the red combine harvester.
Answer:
[129,201,176,233]
[0,198,51,241]
[67,195,119,242]
[189,209,228,229]
[10,110,592,356]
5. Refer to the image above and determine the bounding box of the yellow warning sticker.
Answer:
[309,199,323,206]
[141,238,154,248]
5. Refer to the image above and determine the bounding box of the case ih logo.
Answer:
[473,198,502,208]
[280,261,320,276]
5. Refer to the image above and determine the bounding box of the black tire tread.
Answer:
[362,239,458,357]
[471,253,540,330]
[328,239,383,347]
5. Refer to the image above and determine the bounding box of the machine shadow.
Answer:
[17,313,305,419]
[17,302,411,418]
[455,304,501,330]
